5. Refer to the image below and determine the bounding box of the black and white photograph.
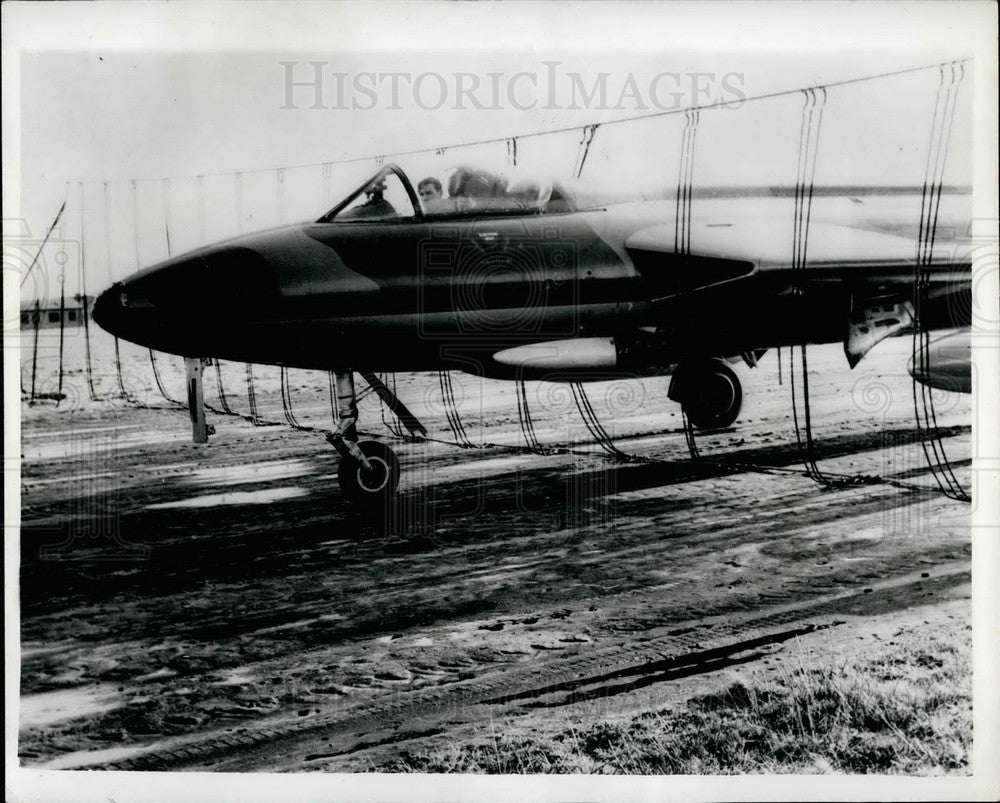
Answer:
[5,2,999,801]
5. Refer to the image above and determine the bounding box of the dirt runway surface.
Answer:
[18,336,973,771]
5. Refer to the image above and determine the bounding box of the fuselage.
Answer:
[92,185,972,377]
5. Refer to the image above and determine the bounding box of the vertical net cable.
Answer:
[106,181,136,405]
[55,182,68,404]
[912,63,969,501]
[148,178,184,406]
[78,182,100,401]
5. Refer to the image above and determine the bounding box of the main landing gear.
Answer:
[668,357,743,430]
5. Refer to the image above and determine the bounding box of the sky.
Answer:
[16,50,975,227]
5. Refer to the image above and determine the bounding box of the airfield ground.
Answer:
[17,330,975,772]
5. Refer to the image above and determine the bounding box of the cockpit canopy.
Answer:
[319,163,574,223]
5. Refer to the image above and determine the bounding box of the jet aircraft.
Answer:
[93,163,972,505]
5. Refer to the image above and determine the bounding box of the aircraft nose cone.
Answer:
[90,242,284,358]
[92,281,125,337]
[93,277,160,346]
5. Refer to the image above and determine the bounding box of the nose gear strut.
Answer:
[326,371,372,466]
[325,371,406,506]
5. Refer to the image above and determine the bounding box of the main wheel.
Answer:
[337,440,400,507]
[680,359,742,430]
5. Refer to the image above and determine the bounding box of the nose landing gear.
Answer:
[326,371,404,507]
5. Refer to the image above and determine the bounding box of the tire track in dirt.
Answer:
[80,563,967,772]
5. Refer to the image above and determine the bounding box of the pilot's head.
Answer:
[417,177,442,202]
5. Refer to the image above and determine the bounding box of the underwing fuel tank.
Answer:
[908,328,972,393]
[491,336,674,380]
[494,338,618,373]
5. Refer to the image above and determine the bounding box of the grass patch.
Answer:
[386,624,971,774]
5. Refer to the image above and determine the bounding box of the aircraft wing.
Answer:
[618,215,970,375]
[624,217,970,303]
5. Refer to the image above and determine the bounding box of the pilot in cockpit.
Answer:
[418,177,450,214]
[417,177,442,203]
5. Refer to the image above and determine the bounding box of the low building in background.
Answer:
[20,296,93,330]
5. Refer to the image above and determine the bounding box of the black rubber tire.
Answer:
[682,360,743,430]
[337,440,401,507]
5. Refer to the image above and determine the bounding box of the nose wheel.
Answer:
[337,439,400,507]
[326,370,404,507]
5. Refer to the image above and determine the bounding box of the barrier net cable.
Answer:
[570,382,631,460]
[515,379,548,454]
[439,370,475,448]
[674,108,702,461]
[912,63,970,502]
